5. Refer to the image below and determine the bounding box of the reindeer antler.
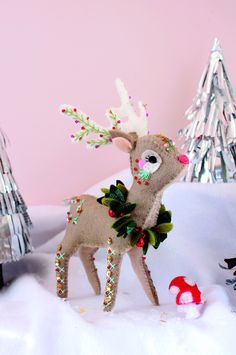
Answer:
[60,105,122,148]
[60,79,149,148]
[107,79,149,137]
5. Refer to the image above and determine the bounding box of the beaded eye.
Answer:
[148,155,157,164]
[140,150,162,174]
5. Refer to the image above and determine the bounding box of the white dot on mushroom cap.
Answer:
[184,277,196,286]
[169,286,180,295]
[179,291,193,304]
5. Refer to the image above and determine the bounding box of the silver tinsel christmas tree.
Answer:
[179,38,236,183]
[0,130,32,288]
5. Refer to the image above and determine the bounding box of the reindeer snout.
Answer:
[178,154,189,165]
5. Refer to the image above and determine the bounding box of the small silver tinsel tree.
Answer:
[0,130,32,287]
[179,38,236,183]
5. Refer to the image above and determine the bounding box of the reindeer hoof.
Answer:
[103,302,114,312]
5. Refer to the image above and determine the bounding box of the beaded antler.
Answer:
[56,79,188,311]
[60,105,119,148]
[107,78,149,137]
[60,79,148,148]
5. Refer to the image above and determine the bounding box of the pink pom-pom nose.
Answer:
[138,159,145,169]
[178,154,189,165]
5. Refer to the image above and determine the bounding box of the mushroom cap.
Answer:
[169,276,196,290]
[169,276,203,305]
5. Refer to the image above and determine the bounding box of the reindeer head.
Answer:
[61,79,188,192]
[108,79,188,192]
[110,130,188,192]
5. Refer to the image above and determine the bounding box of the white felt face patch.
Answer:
[140,150,162,174]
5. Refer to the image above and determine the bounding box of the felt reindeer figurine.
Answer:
[55,79,189,311]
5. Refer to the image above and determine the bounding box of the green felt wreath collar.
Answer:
[97,181,173,255]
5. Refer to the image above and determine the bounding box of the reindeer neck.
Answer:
[127,181,163,229]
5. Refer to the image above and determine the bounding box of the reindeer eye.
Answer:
[141,150,162,174]
[148,156,157,164]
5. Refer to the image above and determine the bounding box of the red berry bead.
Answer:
[145,181,149,186]
[134,167,138,172]
[136,237,145,247]
[81,126,85,130]
[135,159,139,163]
[108,209,116,218]
[61,108,66,113]
[73,108,77,112]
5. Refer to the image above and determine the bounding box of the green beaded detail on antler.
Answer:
[97,181,173,255]
[61,105,121,149]
[107,109,121,130]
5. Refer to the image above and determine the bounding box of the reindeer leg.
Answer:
[55,240,79,299]
[103,248,123,312]
[128,247,159,305]
[79,246,101,295]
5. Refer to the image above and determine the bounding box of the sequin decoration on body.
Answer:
[66,199,85,225]
[55,244,66,297]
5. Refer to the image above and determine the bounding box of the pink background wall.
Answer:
[0,0,235,205]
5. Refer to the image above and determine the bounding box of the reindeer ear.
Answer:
[109,130,137,153]
[112,137,133,153]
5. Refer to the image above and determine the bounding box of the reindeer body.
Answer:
[56,133,186,311]
[62,194,132,252]
[56,193,160,312]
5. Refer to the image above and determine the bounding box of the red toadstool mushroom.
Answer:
[169,276,205,319]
